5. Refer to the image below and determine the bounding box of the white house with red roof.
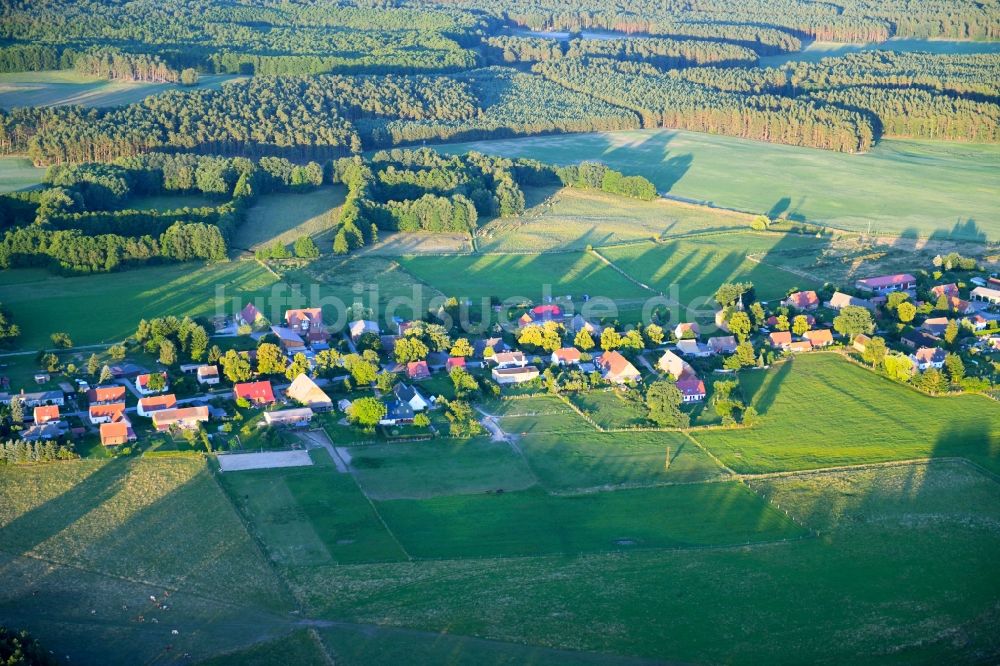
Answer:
[595,351,642,384]
[910,347,946,371]
[136,372,168,396]
[675,377,706,402]
[551,347,582,366]
[137,394,178,417]
[233,380,276,406]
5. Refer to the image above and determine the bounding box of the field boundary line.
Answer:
[557,394,605,432]
[680,430,737,477]
[738,456,1000,486]
[308,627,337,666]
[587,247,663,297]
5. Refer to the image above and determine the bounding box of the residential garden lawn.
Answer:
[346,437,538,500]
[398,250,646,304]
[568,389,648,429]
[234,185,347,252]
[518,430,726,490]
[300,461,1000,664]
[437,130,1000,241]
[0,261,279,349]
[218,447,408,565]
[692,353,1000,474]
[476,187,755,253]
[0,71,240,108]
[0,155,45,193]
[375,481,805,559]
[598,232,824,304]
[486,394,593,434]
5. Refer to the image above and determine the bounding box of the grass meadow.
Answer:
[234,185,346,252]
[759,37,1000,67]
[0,71,241,108]
[437,130,1000,240]
[692,353,1000,473]
[0,155,45,193]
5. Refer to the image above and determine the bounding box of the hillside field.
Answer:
[0,156,45,193]
[0,71,241,109]
[437,130,1000,240]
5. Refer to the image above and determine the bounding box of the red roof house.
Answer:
[551,347,582,365]
[33,405,60,424]
[89,402,126,425]
[675,377,706,402]
[769,331,792,348]
[100,421,135,447]
[88,385,126,404]
[855,273,916,293]
[803,329,833,347]
[137,393,177,417]
[407,360,431,380]
[784,290,820,310]
[234,380,275,405]
[445,357,467,372]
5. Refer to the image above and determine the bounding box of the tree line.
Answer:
[484,35,758,68]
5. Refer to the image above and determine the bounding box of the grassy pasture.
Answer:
[518,430,726,490]
[567,390,649,430]
[692,353,1000,474]
[0,156,45,193]
[375,482,805,559]
[599,232,823,304]
[0,71,240,108]
[760,37,1000,67]
[234,185,346,252]
[477,187,755,253]
[347,438,538,500]
[398,250,646,303]
[123,191,221,211]
[437,130,1000,240]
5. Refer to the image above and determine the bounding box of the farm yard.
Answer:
[438,131,1000,241]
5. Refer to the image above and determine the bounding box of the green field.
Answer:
[437,130,1000,240]
[0,155,45,193]
[760,37,1000,67]
[0,71,241,108]
[234,186,346,252]
[567,390,650,430]
[693,353,1000,474]
[123,192,222,211]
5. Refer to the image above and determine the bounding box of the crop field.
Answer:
[0,155,45,193]
[0,261,278,348]
[437,130,1000,240]
[476,187,755,253]
[234,186,346,252]
[0,70,241,109]
[692,353,1000,474]
[599,232,822,304]
[398,250,646,303]
[517,430,725,489]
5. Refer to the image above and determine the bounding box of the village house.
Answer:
[674,322,700,340]
[238,302,265,329]
[930,284,959,299]
[137,394,177,417]
[519,304,563,327]
[964,314,990,331]
[88,385,126,404]
[551,347,582,366]
[569,315,602,336]
[901,330,941,350]
[152,406,209,431]
[676,339,712,357]
[445,356,467,372]
[271,326,307,353]
[33,405,60,424]
[784,290,820,310]
[348,319,380,342]
[970,286,1000,305]
[21,422,66,442]
[136,372,168,395]
[492,365,541,385]
[406,360,431,380]
[197,365,220,385]
[707,335,738,354]
[855,273,916,294]
[234,380,276,406]
[595,351,642,384]
[380,399,414,426]
[803,329,834,347]
[657,350,692,379]
[100,421,136,447]
[474,337,509,358]
[714,309,730,333]
[827,292,874,311]
[769,331,792,349]
[285,374,333,411]
[787,340,813,353]
[675,377,706,402]
[89,402,126,425]
[853,334,871,353]
[910,346,946,371]
[921,317,950,336]
[492,351,528,369]
[946,296,974,315]
[394,383,430,411]
[264,408,314,427]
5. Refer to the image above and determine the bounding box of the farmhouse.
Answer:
[89,402,126,425]
[348,319,380,342]
[971,286,1000,304]
[263,408,314,427]
[657,350,690,378]
[931,284,959,299]
[677,339,712,357]
[445,356,467,372]
[234,380,276,406]
[286,308,328,345]
[88,385,126,404]
[674,322,700,340]
[137,394,177,417]
[238,302,265,328]
[492,351,527,369]
[285,374,333,411]
[271,326,307,352]
[380,400,414,425]
[136,372,168,395]
[551,347,582,366]
[921,317,950,336]
[784,290,820,310]
[787,340,813,353]
[901,330,941,350]
[827,292,874,311]
[675,377,706,402]
[152,406,209,431]
[769,331,792,349]
[708,336,738,354]
[407,360,431,380]
[910,346,946,371]
[855,273,916,294]
[33,405,60,424]
[196,365,220,385]
[394,383,430,411]
[100,421,135,447]
[596,351,642,384]
[803,329,833,347]
[492,366,540,385]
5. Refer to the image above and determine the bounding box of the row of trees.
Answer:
[484,35,757,68]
